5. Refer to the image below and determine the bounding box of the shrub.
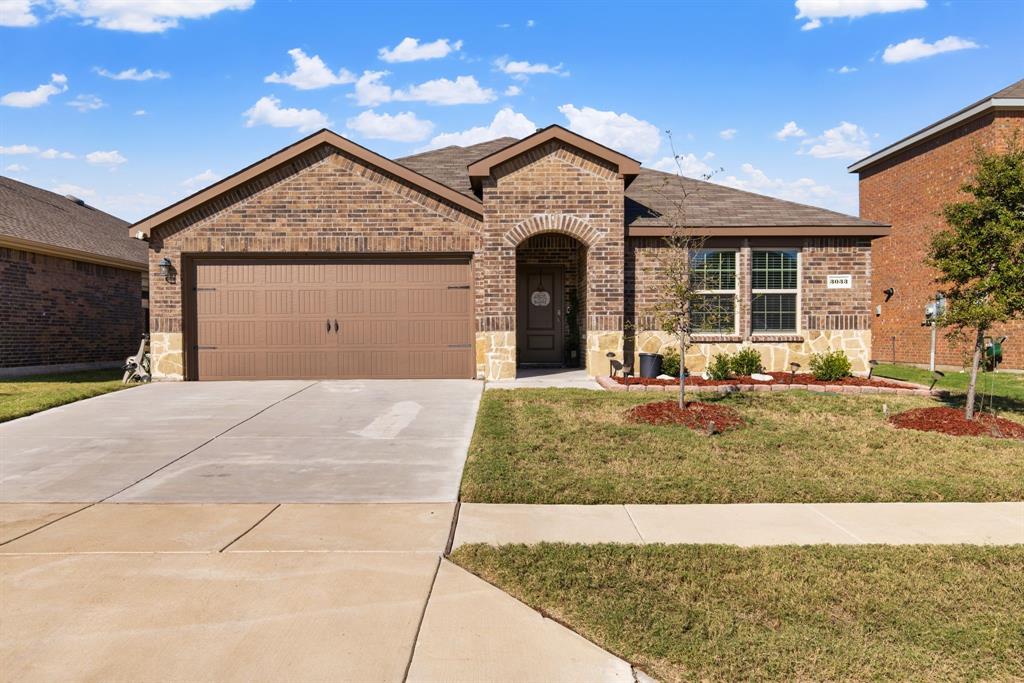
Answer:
[809,350,853,381]
[707,353,733,380]
[731,348,763,376]
[661,349,680,378]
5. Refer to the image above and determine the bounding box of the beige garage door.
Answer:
[192,258,474,380]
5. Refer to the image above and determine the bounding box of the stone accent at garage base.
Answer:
[586,330,623,378]
[635,330,872,374]
[150,332,184,381]
[476,332,516,381]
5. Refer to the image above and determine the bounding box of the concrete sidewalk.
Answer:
[453,502,1024,547]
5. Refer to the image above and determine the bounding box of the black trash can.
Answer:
[639,353,663,378]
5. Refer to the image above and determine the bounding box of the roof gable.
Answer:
[131,129,484,237]
[466,125,641,193]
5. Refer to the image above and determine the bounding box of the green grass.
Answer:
[460,389,1024,504]
[0,369,131,422]
[874,363,1024,409]
[452,543,1024,683]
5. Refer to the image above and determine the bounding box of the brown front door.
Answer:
[191,258,474,380]
[517,266,564,365]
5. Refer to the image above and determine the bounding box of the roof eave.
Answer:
[627,225,892,238]
[849,98,1024,173]
[129,129,484,238]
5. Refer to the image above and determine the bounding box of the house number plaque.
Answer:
[531,290,551,307]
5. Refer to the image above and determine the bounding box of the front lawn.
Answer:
[452,543,1024,682]
[874,363,1024,407]
[0,369,129,422]
[460,389,1024,504]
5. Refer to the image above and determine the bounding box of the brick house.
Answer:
[132,126,888,381]
[0,176,147,376]
[851,78,1024,370]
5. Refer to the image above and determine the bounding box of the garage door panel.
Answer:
[194,259,472,380]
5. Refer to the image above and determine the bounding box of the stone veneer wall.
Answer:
[627,237,873,373]
[475,140,626,379]
[147,145,480,380]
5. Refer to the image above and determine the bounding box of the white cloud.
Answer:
[52,182,96,198]
[557,104,661,158]
[67,94,105,112]
[717,163,854,213]
[94,66,170,81]
[181,169,220,189]
[504,85,521,96]
[775,121,807,140]
[53,0,254,33]
[352,71,495,106]
[133,109,147,116]
[495,56,568,81]
[800,121,870,159]
[243,95,329,133]
[719,128,737,140]
[346,109,434,142]
[86,150,127,165]
[39,148,76,159]
[497,22,510,28]
[378,37,462,63]
[264,48,355,90]
[0,0,38,26]
[5,163,27,172]
[882,36,980,63]
[0,144,39,155]
[795,0,927,30]
[526,19,535,27]
[649,153,714,179]
[422,107,537,150]
[832,65,858,73]
[1,73,68,108]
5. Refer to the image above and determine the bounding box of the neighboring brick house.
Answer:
[132,126,888,381]
[0,176,147,376]
[851,78,1024,370]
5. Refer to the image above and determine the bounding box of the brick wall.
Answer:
[0,247,142,369]
[859,110,1024,369]
[148,146,481,337]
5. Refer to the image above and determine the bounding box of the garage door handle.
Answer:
[326,319,331,333]
[334,319,339,333]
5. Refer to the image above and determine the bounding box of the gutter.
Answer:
[0,235,147,272]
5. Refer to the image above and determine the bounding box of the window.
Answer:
[690,250,736,334]
[751,250,799,333]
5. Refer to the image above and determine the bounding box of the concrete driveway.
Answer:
[0,379,482,503]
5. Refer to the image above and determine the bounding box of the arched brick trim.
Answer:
[503,214,601,247]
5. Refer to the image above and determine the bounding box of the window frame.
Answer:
[750,248,801,335]
[689,248,739,336]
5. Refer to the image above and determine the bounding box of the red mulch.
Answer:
[625,400,745,432]
[889,406,1024,441]
[614,372,910,389]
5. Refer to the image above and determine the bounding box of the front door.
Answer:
[517,266,564,365]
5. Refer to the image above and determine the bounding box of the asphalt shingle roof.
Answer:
[0,175,145,265]
[396,139,884,229]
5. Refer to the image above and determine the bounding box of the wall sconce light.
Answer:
[883,287,895,302]
[158,257,176,283]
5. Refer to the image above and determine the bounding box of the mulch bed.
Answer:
[889,406,1024,441]
[614,372,909,389]
[625,400,744,432]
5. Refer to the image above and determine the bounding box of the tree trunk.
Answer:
[678,329,686,409]
[964,327,986,421]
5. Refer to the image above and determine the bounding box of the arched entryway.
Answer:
[515,233,588,369]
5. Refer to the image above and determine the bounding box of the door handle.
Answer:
[334,319,339,333]
[326,319,331,333]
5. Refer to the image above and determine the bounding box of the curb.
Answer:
[596,375,946,398]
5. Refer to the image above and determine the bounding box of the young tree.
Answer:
[929,138,1024,420]
[645,132,724,408]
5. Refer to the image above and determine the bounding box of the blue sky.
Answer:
[2,0,1022,222]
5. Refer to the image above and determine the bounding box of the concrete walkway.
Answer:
[486,367,601,390]
[0,502,638,682]
[453,502,1024,547]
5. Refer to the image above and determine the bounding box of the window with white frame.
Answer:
[751,250,799,333]
[689,250,737,334]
